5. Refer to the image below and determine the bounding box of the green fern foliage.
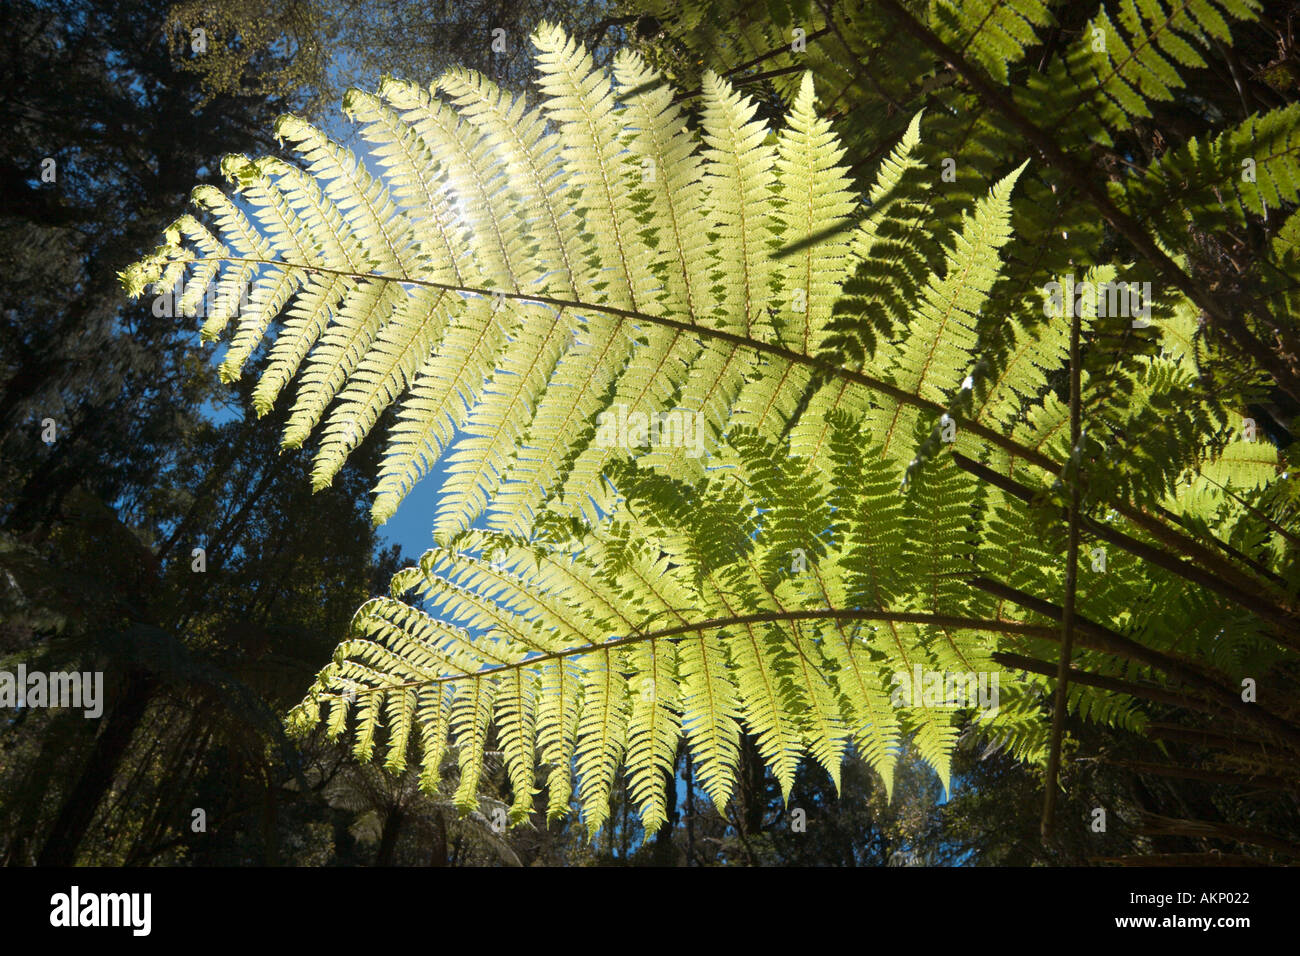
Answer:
[288,435,1004,831]
[124,27,884,540]
[125,15,1300,839]
[1123,103,1300,242]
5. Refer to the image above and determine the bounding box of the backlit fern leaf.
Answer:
[131,18,1299,838]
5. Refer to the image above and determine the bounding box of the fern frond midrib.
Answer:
[186,250,1088,477]
[325,607,1054,701]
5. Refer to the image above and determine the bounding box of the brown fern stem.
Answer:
[970,577,1300,754]
[328,607,1059,697]
[1135,812,1300,858]
[1041,300,1083,839]
[1103,759,1291,790]
[990,651,1216,714]
[953,452,1300,646]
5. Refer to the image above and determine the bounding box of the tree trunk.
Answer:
[739,734,766,836]
[5,714,74,865]
[684,750,696,866]
[429,809,447,866]
[263,773,280,866]
[375,807,404,866]
[650,746,681,866]
[37,672,157,866]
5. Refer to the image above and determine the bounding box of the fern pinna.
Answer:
[125,27,868,539]
[125,22,1296,837]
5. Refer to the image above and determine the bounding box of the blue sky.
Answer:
[198,390,450,563]
[188,70,459,566]
[375,465,449,560]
